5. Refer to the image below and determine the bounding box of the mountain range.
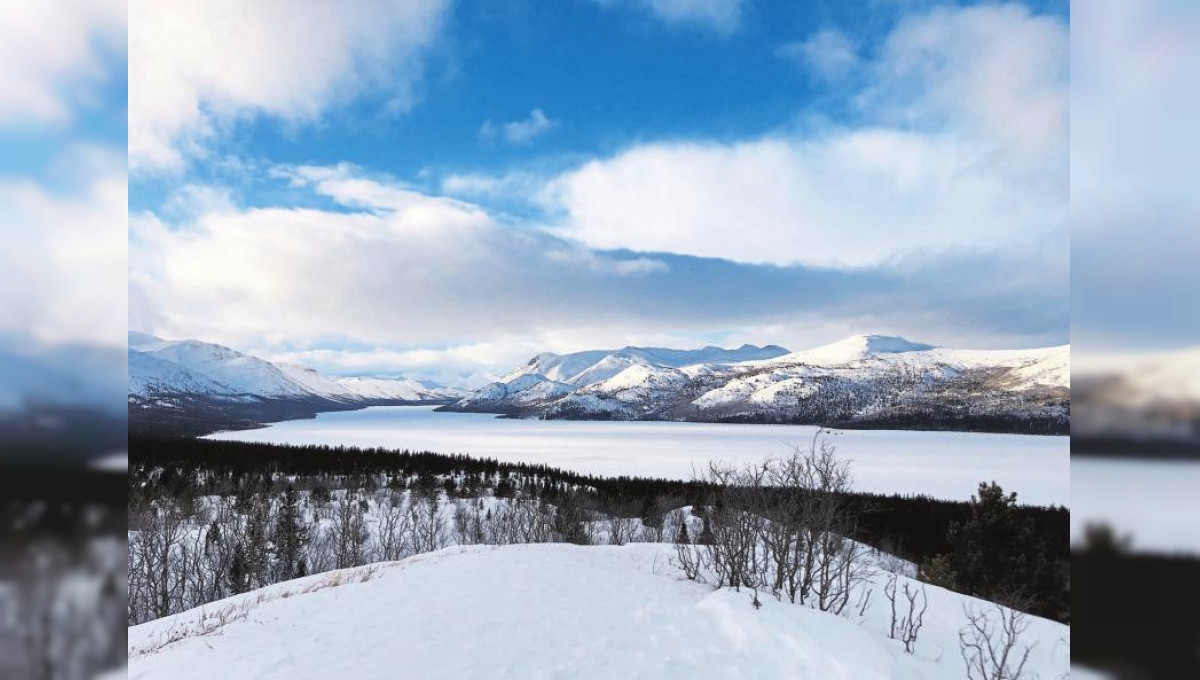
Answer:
[443,335,1070,434]
[128,332,465,436]
[128,333,1071,436]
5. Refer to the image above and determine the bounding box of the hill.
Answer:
[129,543,1069,680]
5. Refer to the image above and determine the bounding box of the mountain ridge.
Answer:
[128,333,465,436]
[444,335,1070,434]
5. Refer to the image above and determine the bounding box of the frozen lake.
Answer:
[1071,457,1200,554]
[207,406,1070,506]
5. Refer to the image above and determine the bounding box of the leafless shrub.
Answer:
[609,515,638,546]
[331,493,370,569]
[377,496,412,560]
[959,602,1037,680]
[409,494,448,554]
[885,573,928,654]
[673,518,708,582]
[700,461,769,591]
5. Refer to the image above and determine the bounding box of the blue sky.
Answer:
[1,1,127,351]
[128,0,1071,386]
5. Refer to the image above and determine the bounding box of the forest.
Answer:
[128,435,1068,627]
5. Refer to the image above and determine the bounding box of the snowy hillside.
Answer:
[129,332,464,404]
[128,543,1069,680]
[447,335,1070,433]
[128,332,465,435]
[1073,346,1200,449]
[503,344,790,387]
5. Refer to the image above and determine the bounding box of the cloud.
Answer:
[1071,0,1200,349]
[1,145,127,347]
[0,0,125,125]
[865,3,1069,163]
[542,128,1063,267]
[130,167,681,352]
[540,4,1067,268]
[128,0,450,171]
[595,0,745,35]
[776,29,859,81]
[480,109,559,145]
[131,164,1066,380]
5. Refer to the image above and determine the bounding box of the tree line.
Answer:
[129,435,1068,623]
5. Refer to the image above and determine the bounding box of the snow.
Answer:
[128,332,460,404]
[128,543,1069,680]
[1069,666,1112,680]
[207,406,1071,506]
[504,344,790,388]
[457,334,1070,422]
[1075,345,1200,403]
[1072,457,1200,554]
[580,364,691,406]
[90,452,128,472]
[769,334,936,367]
[135,339,310,398]
[129,349,237,398]
[459,373,574,407]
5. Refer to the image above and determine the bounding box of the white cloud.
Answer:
[542,4,1068,268]
[866,3,1069,163]
[128,0,451,171]
[543,128,1062,267]
[129,167,680,354]
[480,109,559,145]
[0,0,125,124]
[595,0,745,35]
[0,146,127,347]
[131,162,1067,379]
[776,29,859,81]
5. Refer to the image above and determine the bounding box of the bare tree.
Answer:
[609,514,638,546]
[128,499,188,621]
[699,461,769,591]
[409,493,448,554]
[331,493,369,569]
[959,602,1037,680]
[377,492,413,560]
[673,510,708,582]
[885,573,928,654]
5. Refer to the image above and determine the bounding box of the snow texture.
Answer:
[128,332,463,404]
[128,543,1069,680]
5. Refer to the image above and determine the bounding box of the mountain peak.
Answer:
[843,334,934,354]
[782,334,935,365]
[128,330,166,349]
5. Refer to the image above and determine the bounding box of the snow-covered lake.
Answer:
[1071,457,1200,554]
[207,406,1070,506]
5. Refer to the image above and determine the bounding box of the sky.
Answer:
[1,0,127,351]
[127,0,1071,387]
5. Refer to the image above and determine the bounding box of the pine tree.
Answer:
[273,485,308,580]
[946,481,1061,610]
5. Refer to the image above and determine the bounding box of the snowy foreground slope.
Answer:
[129,543,1069,680]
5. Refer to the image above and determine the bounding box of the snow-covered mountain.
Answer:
[447,335,1070,434]
[1073,346,1200,452]
[1,340,127,467]
[452,344,788,416]
[129,333,465,435]
[128,543,1070,680]
[504,344,790,387]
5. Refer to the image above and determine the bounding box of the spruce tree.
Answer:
[273,485,308,580]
